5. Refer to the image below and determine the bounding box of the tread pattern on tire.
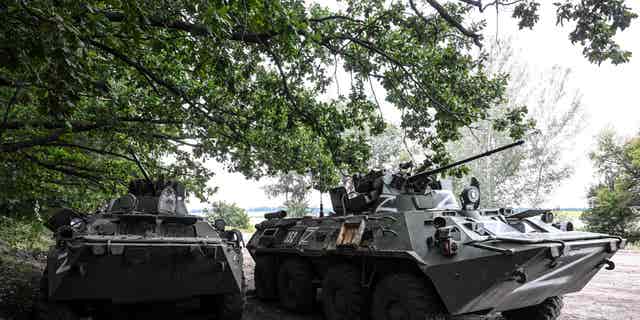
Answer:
[502,296,564,320]
[322,264,363,320]
[371,273,446,320]
[277,259,315,312]
[216,292,245,320]
[254,255,278,300]
[36,267,78,320]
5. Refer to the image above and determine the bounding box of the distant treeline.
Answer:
[190,207,588,216]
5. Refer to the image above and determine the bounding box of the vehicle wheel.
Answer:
[277,259,315,312]
[372,273,446,320]
[215,292,245,320]
[254,255,278,300]
[93,305,129,320]
[322,264,363,320]
[36,268,79,320]
[502,296,564,320]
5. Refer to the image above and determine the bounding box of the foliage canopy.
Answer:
[1,0,636,217]
[583,131,640,242]
[263,172,312,217]
[203,200,250,230]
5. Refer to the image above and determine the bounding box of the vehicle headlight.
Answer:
[461,186,481,210]
[70,217,86,232]
[541,211,554,224]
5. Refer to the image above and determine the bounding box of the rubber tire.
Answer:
[502,296,564,320]
[322,264,363,320]
[277,259,315,312]
[215,292,245,320]
[36,267,79,320]
[372,273,446,320]
[254,255,278,300]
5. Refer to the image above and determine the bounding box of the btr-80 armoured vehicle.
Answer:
[39,177,244,320]
[247,140,625,320]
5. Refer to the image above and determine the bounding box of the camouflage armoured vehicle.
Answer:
[247,140,625,320]
[38,178,244,320]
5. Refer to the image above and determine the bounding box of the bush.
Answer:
[203,201,250,230]
[0,216,51,252]
[582,183,640,242]
[584,131,640,243]
[0,219,47,320]
[0,247,43,320]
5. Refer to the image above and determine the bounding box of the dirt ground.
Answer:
[240,244,640,320]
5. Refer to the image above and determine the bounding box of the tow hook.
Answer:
[510,268,527,284]
[597,259,615,270]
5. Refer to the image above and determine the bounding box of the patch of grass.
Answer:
[0,220,45,319]
[625,242,640,251]
[0,253,42,318]
[0,216,52,252]
[552,210,583,222]
[234,224,256,234]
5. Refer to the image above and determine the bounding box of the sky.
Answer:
[490,2,640,208]
[188,1,640,211]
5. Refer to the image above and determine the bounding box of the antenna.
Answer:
[316,147,325,217]
[128,147,154,191]
[319,191,324,218]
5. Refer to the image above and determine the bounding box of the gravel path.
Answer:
[560,250,640,320]
[241,241,640,320]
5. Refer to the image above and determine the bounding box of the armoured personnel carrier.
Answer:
[247,140,626,320]
[38,178,245,320]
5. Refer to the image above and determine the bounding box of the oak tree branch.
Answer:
[422,0,483,47]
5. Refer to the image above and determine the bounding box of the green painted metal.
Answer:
[43,179,244,311]
[248,141,624,316]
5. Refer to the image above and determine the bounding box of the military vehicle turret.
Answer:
[38,177,245,320]
[247,140,625,320]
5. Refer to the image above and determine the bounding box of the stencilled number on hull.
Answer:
[284,231,298,244]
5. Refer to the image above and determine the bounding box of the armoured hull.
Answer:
[47,237,243,303]
[39,179,246,320]
[248,209,624,316]
[248,141,625,320]
[424,237,618,314]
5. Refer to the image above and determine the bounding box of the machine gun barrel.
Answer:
[408,140,524,184]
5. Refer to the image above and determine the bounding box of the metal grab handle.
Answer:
[380,228,398,236]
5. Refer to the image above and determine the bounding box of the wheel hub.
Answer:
[385,300,409,320]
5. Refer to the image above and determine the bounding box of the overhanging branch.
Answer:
[0,122,108,153]
[308,15,365,24]
[321,34,462,119]
[1,129,67,153]
[48,142,136,162]
[457,0,483,9]
[21,153,108,189]
[101,11,276,44]
[1,118,180,131]
[0,83,22,142]
[457,1,527,13]
[84,39,234,126]
[422,0,483,47]
[85,39,187,99]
